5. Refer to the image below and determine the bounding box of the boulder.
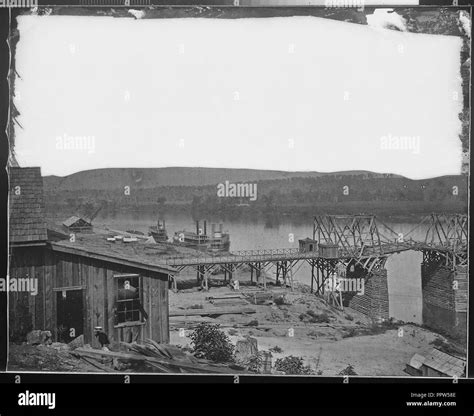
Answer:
[26,330,42,345]
[26,330,52,345]
[234,336,258,364]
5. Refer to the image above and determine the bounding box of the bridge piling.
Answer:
[164,213,467,334]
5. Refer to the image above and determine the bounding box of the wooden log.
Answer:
[210,299,249,307]
[170,306,256,317]
[206,294,244,300]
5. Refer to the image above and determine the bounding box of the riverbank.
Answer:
[167,283,466,376]
[45,201,467,225]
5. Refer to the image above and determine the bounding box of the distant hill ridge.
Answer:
[43,167,401,191]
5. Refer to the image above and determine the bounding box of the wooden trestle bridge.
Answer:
[163,214,468,300]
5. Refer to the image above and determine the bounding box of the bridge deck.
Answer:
[162,243,413,267]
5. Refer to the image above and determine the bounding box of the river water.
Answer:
[95,211,426,323]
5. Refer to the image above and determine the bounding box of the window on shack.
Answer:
[115,274,145,324]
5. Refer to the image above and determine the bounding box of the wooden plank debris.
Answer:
[205,294,244,300]
[210,299,249,307]
[72,344,246,374]
[123,339,195,362]
[78,355,120,372]
[170,306,256,317]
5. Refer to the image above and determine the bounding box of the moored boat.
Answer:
[149,219,168,242]
[173,221,230,252]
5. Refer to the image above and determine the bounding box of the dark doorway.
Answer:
[56,289,83,343]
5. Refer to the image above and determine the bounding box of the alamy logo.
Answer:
[325,0,364,8]
[380,134,420,154]
[325,276,365,295]
[56,134,95,154]
[217,181,257,201]
[0,277,38,295]
[18,391,56,410]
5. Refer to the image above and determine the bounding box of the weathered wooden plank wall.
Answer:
[421,264,468,342]
[454,266,468,313]
[106,269,116,342]
[9,247,170,346]
[51,252,169,345]
[421,265,455,311]
[8,247,46,341]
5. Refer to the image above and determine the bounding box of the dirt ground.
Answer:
[8,344,100,373]
[168,282,464,376]
[8,281,465,376]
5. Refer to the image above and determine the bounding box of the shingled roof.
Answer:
[421,348,466,378]
[50,233,178,275]
[9,167,47,245]
[62,216,82,227]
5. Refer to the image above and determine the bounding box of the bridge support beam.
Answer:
[346,268,389,323]
[310,257,390,321]
[421,255,467,342]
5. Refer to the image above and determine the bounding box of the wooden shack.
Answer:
[405,349,466,378]
[48,235,175,345]
[62,215,93,233]
[318,243,339,259]
[9,167,175,347]
[298,238,317,253]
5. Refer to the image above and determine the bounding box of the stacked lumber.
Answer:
[241,287,262,292]
[170,322,207,330]
[170,306,256,317]
[169,315,217,330]
[205,293,249,307]
[209,298,249,307]
[206,293,244,300]
[73,341,247,374]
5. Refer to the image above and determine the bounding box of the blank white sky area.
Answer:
[14,14,464,178]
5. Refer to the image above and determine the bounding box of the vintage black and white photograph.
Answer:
[6,5,470,378]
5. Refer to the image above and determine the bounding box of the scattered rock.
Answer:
[269,345,283,354]
[272,369,286,375]
[274,294,287,305]
[26,330,52,346]
[68,335,84,350]
[49,342,69,352]
[113,358,128,371]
